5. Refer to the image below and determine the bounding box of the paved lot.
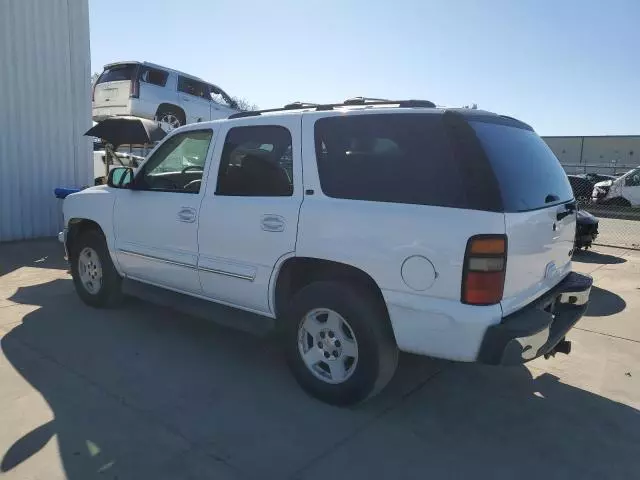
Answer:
[1,239,639,480]
[594,216,640,249]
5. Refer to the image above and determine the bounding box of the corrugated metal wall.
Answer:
[0,0,91,241]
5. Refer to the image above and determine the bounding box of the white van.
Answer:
[92,61,239,131]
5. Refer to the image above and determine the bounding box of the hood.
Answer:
[594,179,613,188]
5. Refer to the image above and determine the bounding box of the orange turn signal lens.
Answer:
[469,237,506,255]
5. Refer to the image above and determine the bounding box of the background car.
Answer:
[567,174,594,203]
[592,166,640,206]
[92,61,239,131]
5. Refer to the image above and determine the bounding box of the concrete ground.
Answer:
[0,239,639,480]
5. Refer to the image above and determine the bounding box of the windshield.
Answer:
[471,121,574,212]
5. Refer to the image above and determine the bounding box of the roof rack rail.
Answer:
[227,98,436,119]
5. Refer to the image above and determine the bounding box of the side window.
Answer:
[140,67,168,87]
[216,126,293,197]
[314,114,465,207]
[178,76,211,100]
[625,169,640,187]
[138,130,213,193]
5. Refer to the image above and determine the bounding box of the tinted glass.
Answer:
[471,121,573,212]
[216,126,293,196]
[97,64,137,84]
[314,114,466,207]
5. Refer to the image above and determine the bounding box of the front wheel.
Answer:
[281,281,398,406]
[70,229,122,308]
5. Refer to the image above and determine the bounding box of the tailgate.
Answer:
[502,203,575,315]
[93,63,139,108]
[468,118,576,316]
[94,80,131,107]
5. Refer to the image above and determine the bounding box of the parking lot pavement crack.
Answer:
[287,365,448,480]
[0,334,247,478]
[574,326,640,344]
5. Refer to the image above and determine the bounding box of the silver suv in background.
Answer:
[92,61,239,130]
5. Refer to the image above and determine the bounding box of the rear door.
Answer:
[177,76,212,124]
[470,120,576,316]
[93,63,138,110]
[197,116,302,315]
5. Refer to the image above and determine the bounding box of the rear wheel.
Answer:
[70,229,122,308]
[281,281,398,406]
[155,107,184,131]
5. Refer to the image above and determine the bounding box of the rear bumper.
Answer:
[477,272,593,365]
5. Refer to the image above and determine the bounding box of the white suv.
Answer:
[92,61,239,130]
[60,99,592,405]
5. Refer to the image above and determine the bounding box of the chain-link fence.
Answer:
[564,164,640,250]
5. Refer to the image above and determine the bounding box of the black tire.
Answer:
[154,106,184,130]
[70,229,123,308]
[281,281,398,406]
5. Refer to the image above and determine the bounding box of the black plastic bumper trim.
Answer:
[477,272,593,365]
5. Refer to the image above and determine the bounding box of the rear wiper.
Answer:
[545,194,560,204]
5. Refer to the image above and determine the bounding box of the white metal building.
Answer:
[543,135,640,175]
[0,0,92,241]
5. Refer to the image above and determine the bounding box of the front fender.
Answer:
[63,186,120,270]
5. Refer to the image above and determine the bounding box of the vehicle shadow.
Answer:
[584,286,627,317]
[0,238,68,277]
[1,279,639,479]
[572,249,627,265]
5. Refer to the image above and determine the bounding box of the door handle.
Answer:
[178,207,196,223]
[261,215,285,232]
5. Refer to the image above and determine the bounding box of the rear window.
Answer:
[314,114,468,208]
[97,64,137,84]
[471,121,573,212]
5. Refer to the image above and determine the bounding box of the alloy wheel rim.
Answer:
[77,247,103,295]
[297,308,359,384]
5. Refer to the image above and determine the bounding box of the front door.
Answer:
[621,168,640,206]
[113,128,215,293]
[198,117,303,314]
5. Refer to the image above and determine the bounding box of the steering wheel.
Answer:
[181,165,204,175]
[183,179,202,192]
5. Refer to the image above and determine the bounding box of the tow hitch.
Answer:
[544,338,572,359]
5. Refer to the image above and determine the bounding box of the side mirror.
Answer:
[107,167,134,188]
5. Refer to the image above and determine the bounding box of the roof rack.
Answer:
[228,98,436,119]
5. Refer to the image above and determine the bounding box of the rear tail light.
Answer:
[130,78,140,98]
[461,235,507,305]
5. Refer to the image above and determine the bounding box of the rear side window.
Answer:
[97,64,137,84]
[314,114,467,208]
[140,67,168,87]
[216,126,293,197]
[471,121,573,212]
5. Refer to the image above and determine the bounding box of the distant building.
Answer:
[543,135,640,175]
[0,0,91,241]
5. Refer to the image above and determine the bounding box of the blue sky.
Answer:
[90,0,640,136]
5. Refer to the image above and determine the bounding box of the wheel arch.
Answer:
[155,103,186,124]
[271,256,390,324]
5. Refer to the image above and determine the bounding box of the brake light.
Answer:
[462,235,507,305]
[130,77,140,98]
